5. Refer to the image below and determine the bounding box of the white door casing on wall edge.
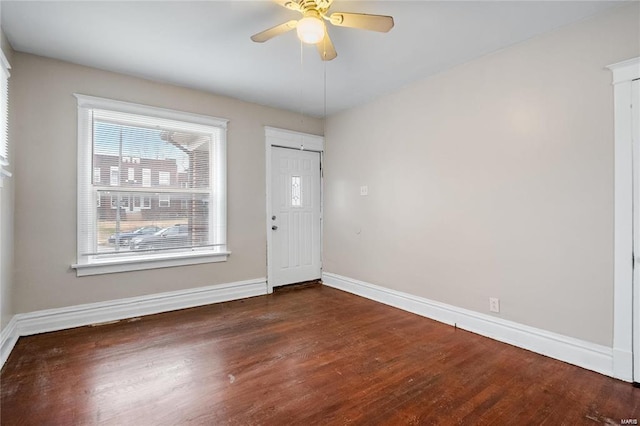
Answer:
[608,56,640,382]
[633,78,640,383]
[265,127,323,292]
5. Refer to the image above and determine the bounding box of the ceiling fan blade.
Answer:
[329,12,394,32]
[316,27,337,61]
[250,20,298,43]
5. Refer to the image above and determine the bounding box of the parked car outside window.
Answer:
[108,226,161,245]
[130,224,189,251]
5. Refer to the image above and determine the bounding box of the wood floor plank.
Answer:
[1,285,638,425]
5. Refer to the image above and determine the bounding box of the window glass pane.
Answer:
[96,190,210,254]
[92,120,214,255]
[93,122,210,190]
[291,176,301,207]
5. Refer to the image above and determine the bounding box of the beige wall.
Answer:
[323,3,640,346]
[0,29,14,329]
[10,53,322,313]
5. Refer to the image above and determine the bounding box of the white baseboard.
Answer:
[0,316,18,368]
[322,272,616,380]
[0,277,267,370]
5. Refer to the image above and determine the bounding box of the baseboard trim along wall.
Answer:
[322,272,617,380]
[0,316,19,370]
[0,278,268,369]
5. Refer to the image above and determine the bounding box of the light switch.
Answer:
[360,185,368,196]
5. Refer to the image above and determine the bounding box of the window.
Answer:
[94,167,101,184]
[159,171,170,186]
[291,176,301,207]
[159,194,170,207]
[0,50,11,185]
[142,168,151,187]
[110,166,119,186]
[73,95,229,276]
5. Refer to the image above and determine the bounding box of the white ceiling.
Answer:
[1,1,625,117]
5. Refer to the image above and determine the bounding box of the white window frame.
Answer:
[72,94,230,276]
[127,167,135,182]
[93,167,101,184]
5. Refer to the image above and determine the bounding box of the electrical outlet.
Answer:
[360,185,368,196]
[489,297,500,313]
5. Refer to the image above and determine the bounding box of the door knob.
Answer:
[272,225,278,230]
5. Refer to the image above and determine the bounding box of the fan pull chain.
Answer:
[299,39,305,129]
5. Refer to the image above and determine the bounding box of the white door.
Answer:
[632,78,640,383]
[270,147,321,287]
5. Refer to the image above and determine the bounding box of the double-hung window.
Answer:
[73,95,229,276]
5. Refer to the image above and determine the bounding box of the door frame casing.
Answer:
[608,57,640,382]
[265,127,324,294]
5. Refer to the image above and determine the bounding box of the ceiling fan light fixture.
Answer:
[296,16,325,44]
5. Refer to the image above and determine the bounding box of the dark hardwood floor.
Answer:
[1,285,638,425]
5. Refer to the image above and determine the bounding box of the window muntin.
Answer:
[75,95,228,274]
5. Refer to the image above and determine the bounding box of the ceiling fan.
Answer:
[250,0,394,61]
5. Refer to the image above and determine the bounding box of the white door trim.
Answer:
[608,57,640,382]
[265,127,324,293]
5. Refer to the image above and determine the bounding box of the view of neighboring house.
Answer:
[93,153,191,220]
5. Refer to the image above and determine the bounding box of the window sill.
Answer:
[71,251,231,277]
